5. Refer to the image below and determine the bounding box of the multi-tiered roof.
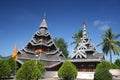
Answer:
[17,16,65,68]
[72,22,104,62]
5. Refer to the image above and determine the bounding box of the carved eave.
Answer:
[28,40,54,47]
[35,31,50,37]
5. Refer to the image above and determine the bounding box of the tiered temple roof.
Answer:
[17,17,65,68]
[16,15,104,71]
[71,22,104,62]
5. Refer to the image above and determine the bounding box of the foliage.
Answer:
[37,61,46,74]
[114,59,120,67]
[0,60,11,78]
[54,37,69,57]
[16,60,41,80]
[7,58,17,74]
[96,61,111,71]
[97,28,120,63]
[71,29,83,48]
[96,61,119,71]
[111,63,120,69]
[94,61,119,80]
[94,68,112,80]
[58,61,78,80]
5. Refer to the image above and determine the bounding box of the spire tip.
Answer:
[83,21,86,31]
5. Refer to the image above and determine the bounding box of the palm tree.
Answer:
[97,28,120,63]
[71,29,83,48]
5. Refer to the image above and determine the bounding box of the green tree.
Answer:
[54,37,69,57]
[16,60,40,80]
[0,60,11,78]
[37,61,46,74]
[7,58,17,74]
[71,29,83,48]
[94,61,119,80]
[114,59,120,67]
[96,61,119,71]
[58,61,78,80]
[96,61,111,71]
[94,68,112,80]
[97,28,120,63]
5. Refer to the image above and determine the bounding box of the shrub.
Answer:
[111,63,120,69]
[96,61,111,71]
[37,61,46,74]
[96,61,119,71]
[58,61,78,80]
[7,58,17,74]
[94,61,119,80]
[16,60,41,80]
[0,60,11,78]
[94,68,112,80]
[114,59,120,67]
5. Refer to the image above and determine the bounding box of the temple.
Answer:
[16,16,104,79]
[17,16,65,71]
[71,22,104,72]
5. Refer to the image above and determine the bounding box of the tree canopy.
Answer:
[54,37,69,57]
[96,61,119,71]
[94,61,119,80]
[94,68,112,80]
[16,60,41,80]
[97,28,120,63]
[58,61,78,80]
[7,58,17,74]
[37,61,46,74]
[0,60,11,78]
[114,59,120,67]
[71,29,83,48]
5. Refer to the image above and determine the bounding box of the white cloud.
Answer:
[93,20,111,31]
[93,20,101,26]
[99,24,110,31]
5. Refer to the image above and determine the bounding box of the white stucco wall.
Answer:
[109,69,120,80]
[43,71,94,79]
[77,72,94,79]
[43,69,120,80]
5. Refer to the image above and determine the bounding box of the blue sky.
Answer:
[0,0,120,62]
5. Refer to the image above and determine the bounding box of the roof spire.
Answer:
[43,10,46,19]
[39,12,48,29]
[83,21,86,31]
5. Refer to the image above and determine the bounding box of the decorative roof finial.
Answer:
[83,21,86,31]
[44,10,46,19]
[39,11,48,29]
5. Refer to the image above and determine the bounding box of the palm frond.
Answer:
[115,34,120,39]
[98,28,120,62]
[111,43,120,55]
[97,42,104,47]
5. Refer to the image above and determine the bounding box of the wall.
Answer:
[43,71,94,80]
[109,69,120,80]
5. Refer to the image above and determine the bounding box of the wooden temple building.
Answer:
[71,22,104,72]
[17,16,104,73]
[17,16,65,71]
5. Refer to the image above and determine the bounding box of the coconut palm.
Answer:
[71,29,83,48]
[97,28,120,63]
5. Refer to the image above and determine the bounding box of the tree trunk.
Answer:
[110,52,112,63]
